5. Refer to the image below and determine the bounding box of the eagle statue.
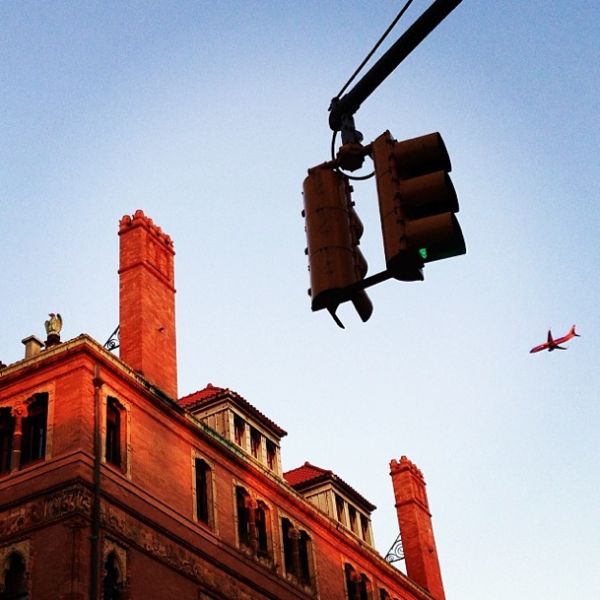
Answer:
[45,313,63,337]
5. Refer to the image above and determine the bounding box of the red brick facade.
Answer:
[0,212,445,600]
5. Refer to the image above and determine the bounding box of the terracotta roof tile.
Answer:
[283,462,334,486]
[284,462,376,512]
[178,384,287,438]
[178,383,224,407]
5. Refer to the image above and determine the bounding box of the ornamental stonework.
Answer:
[0,485,91,539]
[100,503,261,599]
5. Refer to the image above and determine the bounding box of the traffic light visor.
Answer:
[394,132,451,178]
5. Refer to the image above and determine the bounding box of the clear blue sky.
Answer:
[2,2,599,598]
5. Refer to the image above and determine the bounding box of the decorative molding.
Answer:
[100,503,265,599]
[0,485,92,538]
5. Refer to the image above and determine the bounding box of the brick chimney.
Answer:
[118,210,177,399]
[390,456,445,600]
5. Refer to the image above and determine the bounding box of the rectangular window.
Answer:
[106,398,122,467]
[195,458,212,525]
[0,409,15,473]
[21,394,48,465]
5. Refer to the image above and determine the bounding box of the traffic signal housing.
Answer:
[302,166,373,326]
[371,131,466,281]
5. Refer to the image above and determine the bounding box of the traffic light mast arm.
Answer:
[329,0,463,132]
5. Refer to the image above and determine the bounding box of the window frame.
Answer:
[192,453,216,530]
[20,393,48,466]
[101,392,131,477]
[0,541,31,600]
[280,516,315,590]
[0,408,15,474]
[105,398,122,468]
[234,484,274,563]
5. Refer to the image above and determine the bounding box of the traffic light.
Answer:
[302,166,373,326]
[371,130,466,281]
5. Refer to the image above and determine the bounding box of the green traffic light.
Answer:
[419,248,428,260]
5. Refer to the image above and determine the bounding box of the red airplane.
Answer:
[530,325,580,353]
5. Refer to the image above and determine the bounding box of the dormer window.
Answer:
[266,440,276,470]
[348,504,357,534]
[361,515,371,544]
[234,415,245,447]
[250,428,261,460]
[284,462,376,548]
[180,386,286,476]
[336,494,345,524]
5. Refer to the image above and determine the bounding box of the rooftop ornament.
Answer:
[44,312,62,348]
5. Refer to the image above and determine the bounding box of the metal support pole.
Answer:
[90,365,104,600]
[329,0,463,131]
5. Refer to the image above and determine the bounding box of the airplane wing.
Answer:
[530,344,547,354]
[547,329,554,344]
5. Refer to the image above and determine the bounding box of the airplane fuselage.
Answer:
[530,325,579,353]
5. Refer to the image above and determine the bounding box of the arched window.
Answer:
[345,563,359,600]
[359,574,372,600]
[21,394,48,465]
[281,518,295,575]
[236,487,251,547]
[255,501,269,557]
[0,552,27,599]
[299,530,312,584]
[281,518,314,587]
[102,552,124,600]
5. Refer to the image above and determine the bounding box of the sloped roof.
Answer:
[178,384,287,438]
[284,461,376,512]
[178,383,224,407]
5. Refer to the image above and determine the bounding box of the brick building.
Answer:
[0,210,446,600]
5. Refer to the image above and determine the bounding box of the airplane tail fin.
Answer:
[570,325,580,337]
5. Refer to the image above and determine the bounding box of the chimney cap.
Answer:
[22,335,45,359]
